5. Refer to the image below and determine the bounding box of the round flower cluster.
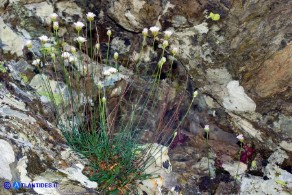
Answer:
[74,21,85,32]
[76,36,87,44]
[39,35,49,44]
[149,26,160,37]
[103,67,118,76]
[86,12,96,21]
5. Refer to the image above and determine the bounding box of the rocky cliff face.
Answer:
[0,0,292,194]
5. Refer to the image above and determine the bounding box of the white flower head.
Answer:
[53,22,59,30]
[61,52,71,59]
[86,12,96,21]
[26,40,32,49]
[142,28,148,37]
[71,47,76,54]
[158,57,166,68]
[193,91,198,98]
[50,13,58,22]
[107,29,112,37]
[204,125,209,132]
[103,67,117,76]
[162,40,168,48]
[164,30,172,39]
[114,52,119,61]
[172,47,178,56]
[32,59,40,66]
[109,67,117,74]
[150,26,160,37]
[236,134,244,142]
[69,56,77,63]
[74,21,85,31]
[76,36,87,44]
[95,43,100,50]
[39,35,49,44]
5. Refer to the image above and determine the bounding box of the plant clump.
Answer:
[26,12,197,194]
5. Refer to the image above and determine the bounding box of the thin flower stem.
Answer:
[136,36,146,72]
[235,142,243,180]
[115,61,118,70]
[167,54,175,78]
[89,21,93,57]
[206,132,211,178]
[152,37,156,51]
[138,36,146,62]
[161,48,165,58]
[106,36,110,66]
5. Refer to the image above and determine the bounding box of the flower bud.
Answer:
[172,47,178,56]
[53,22,59,30]
[26,40,32,49]
[158,57,166,68]
[71,47,76,54]
[102,97,106,103]
[114,52,118,61]
[142,28,148,37]
[173,132,177,138]
[95,43,100,50]
[162,40,168,49]
[204,125,209,132]
[193,91,198,98]
[107,30,112,37]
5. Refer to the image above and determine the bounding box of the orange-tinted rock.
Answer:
[255,43,292,98]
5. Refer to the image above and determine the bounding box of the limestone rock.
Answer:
[29,74,70,105]
[0,0,7,8]
[0,140,15,180]
[137,143,177,194]
[108,0,162,32]
[194,22,209,34]
[56,1,82,22]
[222,161,247,178]
[0,18,24,56]
[24,1,54,24]
[223,80,256,112]
[59,164,98,189]
[159,0,207,28]
[240,149,292,194]
[228,112,264,142]
[280,141,292,152]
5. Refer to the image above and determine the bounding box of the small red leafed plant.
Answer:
[240,143,255,164]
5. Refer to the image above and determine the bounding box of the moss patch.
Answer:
[0,62,7,73]
[27,151,46,176]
